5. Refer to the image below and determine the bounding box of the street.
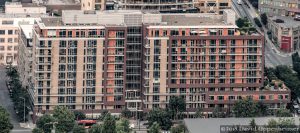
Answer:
[231,0,293,68]
[0,67,32,133]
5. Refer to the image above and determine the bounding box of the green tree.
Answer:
[116,118,131,133]
[121,108,132,119]
[147,108,172,130]
[170,124,185,133]
[0,106,13,133]
[266,118,296,133]
[73,111,86,120]
[233,98,259,117]
[212,106,226,118]
[254,17,262,27]
[260,13,268,25]
[148,122,160,133]
[194,108,204,118]
[73,124,86,133]
[256,101,268,116]
[249,119,258,132]
[168,96,186,120]
[32,128,44,133]
[275,108,293,117]
[36,114,55,133]
[103,113,116,133]
[89,124,103,133]
[236,18,246,28]
[99,109,109,121]
[52,106,75,133]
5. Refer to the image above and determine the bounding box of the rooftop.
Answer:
[38,10,237,28]
[5,2,44,7]
[20,24,35,39]
[161,14,228,26]
[270,16,300,28]
[184,117,299,133]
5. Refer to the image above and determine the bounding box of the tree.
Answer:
[102,113,116,133]
[260,13,268,25]
[32,128,44,133]
[89,124,103,133]
[256,101,268,116]
[52,106,75,133]
[168,96,186,120]
[236,18,246,28]
[148,122,160,133]
[0,106,13,133]
[254,17,262,27]
[195,108,204,118]
[116,118,131,133]
[275,109,293,117]
[249,119,258,130]
[266,118,296,133]
[147,108,172,130]
[212,106,226,118]
[73,111,86,120]
[233,98,259,117]
[73,124,86,133]
[99,109,109,121]
[36,114,55,133]
[121,108,132,118]
[170,124,185,133]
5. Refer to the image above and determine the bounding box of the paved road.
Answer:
[231,0,293,68]
[0,67,32,132]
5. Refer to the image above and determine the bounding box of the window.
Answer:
[8,30,13,35]
[0,38,4,43]
[209,96,214,100]
[259,95,266,100]
[0,30,5,35]
[7,46,12,50]
[269,95,274,100]
[0,46,4,51]
[217,96,224,100]
[8,38,13,43]
[228,96,235,100]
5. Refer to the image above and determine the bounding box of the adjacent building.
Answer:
[194,0,231,14]
[258,0,300,17]
[0,15,36,65]
[81,0,106,11]
[5,2,46,15]
[28,9,289,119]
[118,0,195,12]
[268,16,300,52]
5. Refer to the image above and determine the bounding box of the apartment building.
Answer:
[81,0,106,11]
[29,9,289,118]
[194,0,231,14]
[18,24,35,90]
[258,0,300,17]
[118,0,196,12]
[0,15,35,66]
[142,10,289,114]
[268,16,300,52]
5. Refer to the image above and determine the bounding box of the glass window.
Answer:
[0,30,5,35]
[8,30,13,35]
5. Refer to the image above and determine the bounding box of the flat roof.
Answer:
[184,117,299,133]
[20,24,34,39]
[270,16,300,28]
[161,14,228,26]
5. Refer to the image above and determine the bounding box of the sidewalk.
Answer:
[20,115,35,129]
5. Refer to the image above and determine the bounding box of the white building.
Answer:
[5,2,46,15]
[0,16,36,65]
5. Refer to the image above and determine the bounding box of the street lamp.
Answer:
[19,97,26,124]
